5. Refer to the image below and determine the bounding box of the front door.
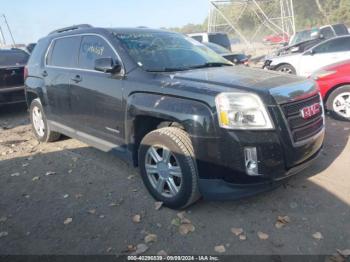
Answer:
[69,35,125,147]
[299,37,350,77]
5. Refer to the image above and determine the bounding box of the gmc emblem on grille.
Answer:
[300,103,321,119]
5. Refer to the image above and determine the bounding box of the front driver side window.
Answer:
[78,35,117,70]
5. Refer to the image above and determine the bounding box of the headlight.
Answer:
[312,70,337,80]
[215,92,274,130]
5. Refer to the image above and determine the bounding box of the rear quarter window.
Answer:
[47,36,81,68]
[27,39,48,67]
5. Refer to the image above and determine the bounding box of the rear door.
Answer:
[299,37,350,76]
[45,36,81,124]
[69,34,125,146]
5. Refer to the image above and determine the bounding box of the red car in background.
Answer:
[311,60,350,121]
[263,33,289,45]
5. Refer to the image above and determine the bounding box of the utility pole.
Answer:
[0,25,6,46]
[2,14,16,47]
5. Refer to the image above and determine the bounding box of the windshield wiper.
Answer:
[146,67,190,72]
[188,62,233,69]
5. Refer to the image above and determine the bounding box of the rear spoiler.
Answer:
[48,24,93,35]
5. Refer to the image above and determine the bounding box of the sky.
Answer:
[1,0,209,44]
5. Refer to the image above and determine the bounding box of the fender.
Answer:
[125,92,223,172]
[126,92,218,139]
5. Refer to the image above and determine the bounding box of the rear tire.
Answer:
[29,98,61,142]
[326,85,350,121]
[275,64,296,75]
[138,127,200,209]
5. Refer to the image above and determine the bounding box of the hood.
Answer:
[160,66,317,104]
[171,66,302,91]
[269,53,301,67]
[322,59,350,71]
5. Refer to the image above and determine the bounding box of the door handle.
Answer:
[71,75,82,83]
[42,70,48,77]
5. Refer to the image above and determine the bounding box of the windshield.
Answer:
[289,28,319,46]
[115,32,231,72]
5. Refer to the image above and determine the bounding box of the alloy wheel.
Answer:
[279,67,293,74]
[32,106,45,137]
[145,146,183,198]
[333,92,350,119]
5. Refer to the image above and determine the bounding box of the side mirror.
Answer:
[94,58,122,74]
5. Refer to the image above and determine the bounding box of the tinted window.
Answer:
[28,39,47,66]
[78,35,116,70]
[49,36,81,67]
[333,24,348,35]
[191,35,203,42]
[320,27,335,39]
[314,37,350,53]
[0,50,29,66]
[208,33,231,50]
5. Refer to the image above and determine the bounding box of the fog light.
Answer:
[244,147,260,176]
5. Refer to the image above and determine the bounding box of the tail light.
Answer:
[24,66,28,80]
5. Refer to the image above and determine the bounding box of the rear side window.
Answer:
[78,35,116,70]
[28,39,47,67]
[0,50,29,66]
[48,36,81,67]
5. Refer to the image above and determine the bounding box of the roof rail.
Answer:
[48,24,93,35]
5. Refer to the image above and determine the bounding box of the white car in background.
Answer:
[265,35,350,77]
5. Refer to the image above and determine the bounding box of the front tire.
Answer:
[326,85,350,121]
[275,64,296,75]
[29,98,61,142]
[138,127,200,209]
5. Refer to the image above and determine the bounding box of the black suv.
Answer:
[25,25,325,209]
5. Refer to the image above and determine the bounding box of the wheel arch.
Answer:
[125,93,217,166]
[273,62,295,70]
[324,83,350,110]
[25,77,46,107]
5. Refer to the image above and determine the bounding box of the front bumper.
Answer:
[0,86,26,105]
[199,146,322,200]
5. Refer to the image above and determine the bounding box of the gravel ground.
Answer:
[0,104,349,256]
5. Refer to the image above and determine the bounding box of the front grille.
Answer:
[280,94,324,143]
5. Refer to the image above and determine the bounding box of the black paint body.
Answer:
[25,27,325,200]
